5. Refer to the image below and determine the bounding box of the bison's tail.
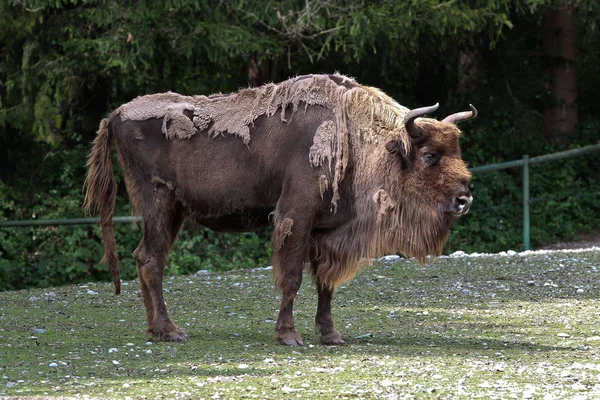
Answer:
[83,118,121,295]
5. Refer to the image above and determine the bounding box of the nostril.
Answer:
[456,196,469,206]
[454,194,473,215]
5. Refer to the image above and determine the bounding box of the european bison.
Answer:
[84,74,475,346]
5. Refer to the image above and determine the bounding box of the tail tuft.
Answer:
[84,118,121,294]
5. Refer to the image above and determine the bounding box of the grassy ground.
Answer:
[1,248,600,399]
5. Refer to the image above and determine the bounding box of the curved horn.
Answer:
[404,103,439,138]
[442,104,478,124]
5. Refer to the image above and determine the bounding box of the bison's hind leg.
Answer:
[310,260,345,345]
[133,182,186,342]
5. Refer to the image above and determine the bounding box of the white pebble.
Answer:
[48,363,58,368]
[557,333,571,338]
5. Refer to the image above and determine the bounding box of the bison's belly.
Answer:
[194,208,272,232]
[174,178,279,232]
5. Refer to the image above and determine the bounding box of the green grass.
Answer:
[1,249,600,399]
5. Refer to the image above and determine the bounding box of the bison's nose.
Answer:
[454,193,473,215]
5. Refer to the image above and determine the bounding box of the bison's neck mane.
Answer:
[312,187,452,290]
[310,150,456,290]
[117,74,412,211]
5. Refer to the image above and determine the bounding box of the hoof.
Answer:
[148,327,187,342]
[276,329,304,346]
[320,330,345,346]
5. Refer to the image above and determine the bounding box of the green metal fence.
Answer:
[0,216,141,227]
[469,142,600,250]
[1,142,599,250]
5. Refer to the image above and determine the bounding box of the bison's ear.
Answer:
[385,139,411,169]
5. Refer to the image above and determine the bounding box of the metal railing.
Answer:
[469,143,600,250]
[0,216,141,227]
[1,142,600,250]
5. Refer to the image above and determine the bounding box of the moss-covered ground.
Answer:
[1,249,600,399]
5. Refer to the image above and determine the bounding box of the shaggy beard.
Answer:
[311,195,452,290]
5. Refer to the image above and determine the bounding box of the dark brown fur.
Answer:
[84,74,472,345]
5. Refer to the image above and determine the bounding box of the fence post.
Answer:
[523,155,530,251]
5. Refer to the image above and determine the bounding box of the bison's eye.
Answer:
[422,152,441,165]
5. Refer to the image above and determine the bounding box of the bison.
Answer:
[84,74,475,346]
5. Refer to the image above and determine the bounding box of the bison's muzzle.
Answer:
[453,192,473,216]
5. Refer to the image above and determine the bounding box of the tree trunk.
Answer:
[248,54,277,88]
[248,54,263,88]
[457,47,482,97]
[543,6,578,145]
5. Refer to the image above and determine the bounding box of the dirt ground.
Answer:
[539,232,600,250]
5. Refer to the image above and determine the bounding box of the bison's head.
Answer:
[384,103,475,219]
[368,103,476,261]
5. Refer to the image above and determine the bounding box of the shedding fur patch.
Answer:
[373,189,396,223]
[318,175,329,199]
[117,74,414,211]
[309,120,336,173]
[272,217,294,250]
[151,176,174,191]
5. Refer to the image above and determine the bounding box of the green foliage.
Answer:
[168,228,272,276]
[1,0,600,290]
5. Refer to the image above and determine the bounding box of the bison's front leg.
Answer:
[314,281,345,345]
[309,257,346,345]
[272,215,310,346]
